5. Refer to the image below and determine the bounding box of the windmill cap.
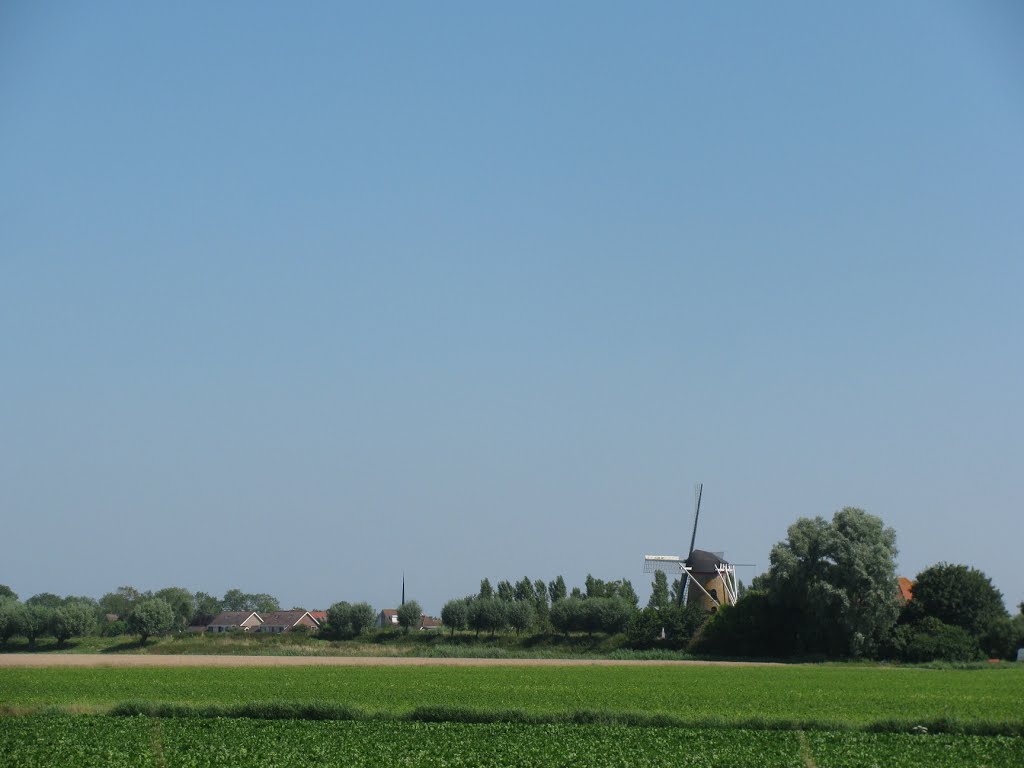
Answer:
[686,549,728,573]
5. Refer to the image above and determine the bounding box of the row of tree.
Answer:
[0,586,283,646]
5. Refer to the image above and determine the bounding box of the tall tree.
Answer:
[513,577,535,602]
[647,571,670,611]
[761,507,899,657]
[0,585,17,601]
[548,576,567,603]
[496,580,515,602]
[478,579,494,600]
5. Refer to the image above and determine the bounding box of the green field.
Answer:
[2,664,1022,731]
[1,664,1022,767]
[2,716,1023,768]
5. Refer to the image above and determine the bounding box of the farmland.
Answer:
[2,663,1022,730]
[3,716,1024,768]
[1,661,1022,766]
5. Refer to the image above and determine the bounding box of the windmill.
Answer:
[643,483,741,610]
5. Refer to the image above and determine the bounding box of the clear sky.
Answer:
[2,2,1022,615]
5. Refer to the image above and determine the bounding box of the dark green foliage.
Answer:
[548,575,567,603]
[127,598,176,643]
[647,571,670,611]
[909,563,1008,638]
[888,617,984,663]
[478,579,494,599]
[322,601,375,639]
[691,592,791,657]
[396,600,422,633]
[0,584,17,601]
[440,599,469,636]
[496,580,515,602]
[626,604,710,650]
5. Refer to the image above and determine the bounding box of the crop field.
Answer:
[1,663,1022,766]
[1,716,1023,768]
[2,664,1022,730]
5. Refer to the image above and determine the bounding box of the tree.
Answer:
[396,600,422,633]
[549,597,585,635]
[22,605,54,644]
[322,602,375,640]
[908,563,1008,638]
[221,589,279,613]
[99,586,141,619]
[513,577,535,603]
[496,580,515,602]
[192,592,222,626]
[154,587,194,629]
[441,599,469,637]
[25,593,63,609]
[532,579,550,629]
[759,508,899,657]
[51,603,96,646]
[506,601,535,636]
[127,598,176,644]
[547,576,567,603]
[0,599,24,643]
[0,585,17,601]
[468,597,506,636]
[647,571,670,611]
[478,579,494,600]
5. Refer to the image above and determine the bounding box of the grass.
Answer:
[2,664,1022,733]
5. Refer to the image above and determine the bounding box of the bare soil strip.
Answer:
[0,654,783,668]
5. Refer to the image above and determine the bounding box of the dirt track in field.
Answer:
[0,654,783,668]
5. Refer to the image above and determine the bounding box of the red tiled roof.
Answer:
[898,577,914,602]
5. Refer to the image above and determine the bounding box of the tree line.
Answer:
[2,507,1022,660]
[0,586,283,646]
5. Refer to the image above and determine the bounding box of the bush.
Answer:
[889,617,983,663]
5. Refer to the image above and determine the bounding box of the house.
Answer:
[207,611,263,633]
[258,610,321,634]
[308,610,327,624]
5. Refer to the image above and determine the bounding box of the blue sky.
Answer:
[2,2,1022,614]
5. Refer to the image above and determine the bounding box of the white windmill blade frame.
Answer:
[643,555,688,574]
